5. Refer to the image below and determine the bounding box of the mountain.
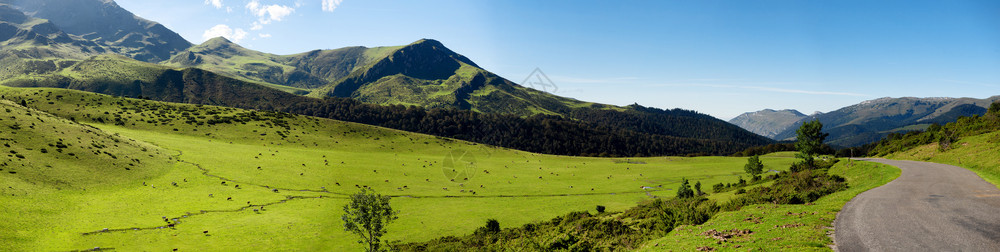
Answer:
[164,36,399,91]
[161,37,773,147]
[766,96,1000,147]
[0,0,191,62]
[729,109,807,139]
[0,55,766,156]
[0,0,773,155]
[168,38,596,116]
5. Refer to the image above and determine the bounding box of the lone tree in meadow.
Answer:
[342,188,398,252]
[744,155,764,177]
[676,178,695,199]
[795,120,828,167]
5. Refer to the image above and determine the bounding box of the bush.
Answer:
[485,219,500,233]
[712,183,725,193]
[595,205,606,213]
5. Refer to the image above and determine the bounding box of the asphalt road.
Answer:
[834,158,1000,252]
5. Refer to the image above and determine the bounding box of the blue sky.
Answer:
[116,0,1000,119]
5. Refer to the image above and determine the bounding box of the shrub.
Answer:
[595,205,606,213]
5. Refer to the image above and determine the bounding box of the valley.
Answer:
[0,87,796,250]
[1,0,999,251]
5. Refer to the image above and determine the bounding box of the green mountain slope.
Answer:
[163,37,399,90]
[0,2,771,153]
[0,0,191,62]
[1,55,765,156]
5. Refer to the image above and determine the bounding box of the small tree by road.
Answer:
[342,188,398,252]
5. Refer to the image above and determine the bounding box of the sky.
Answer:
[115,0,1000,120]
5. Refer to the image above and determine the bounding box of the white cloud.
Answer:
[322,0,344,12]
[250,22,264,31]
[205,0,223,9]
[246,0,295,25]
[202,24,248,43]
[259,33,272,38]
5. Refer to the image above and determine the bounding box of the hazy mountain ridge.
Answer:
[752,96,1000,147]
[728,109,808,139]
[1,0,191,62]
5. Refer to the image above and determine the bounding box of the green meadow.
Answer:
[0,87,799,251]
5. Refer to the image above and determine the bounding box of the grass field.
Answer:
[0,87,799,251]
[637,160,901,251]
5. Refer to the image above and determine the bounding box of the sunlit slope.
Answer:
[0,95,175,250]
[0,87,794,250]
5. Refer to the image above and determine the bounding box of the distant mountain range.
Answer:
[728,109,807,139]
[731,96,1000,147]
[0,0,190,62]
[0,0,773,156]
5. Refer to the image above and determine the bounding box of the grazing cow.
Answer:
[227,197,232,200]
[272,189,279,193]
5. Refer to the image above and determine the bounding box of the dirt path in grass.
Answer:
[834,158,1000,251]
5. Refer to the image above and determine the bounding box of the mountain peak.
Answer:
[729,108,808,139]
[396,38,479,68]
[205,36,234,44]
[199,36,239,50]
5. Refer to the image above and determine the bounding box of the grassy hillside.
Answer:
[0,86,796,251]
[0,96,175,249]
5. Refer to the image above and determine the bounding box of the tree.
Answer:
[990,102,1000,115]
[694,181,703,196]
[677,178,695,198]
[596,205,606,213]
[795,120,828,167]
[342,188,398,252]
[744,155,764,177]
